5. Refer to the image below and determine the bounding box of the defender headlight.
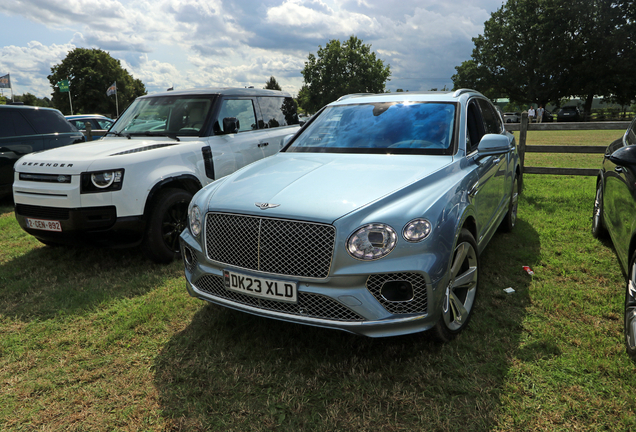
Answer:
[403,218,432,242]
[80,169,124,193]
[189,205,202,237]
[347,223,397,260]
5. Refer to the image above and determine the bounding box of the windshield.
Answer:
[110,95,216,136]
[286,102,457,155]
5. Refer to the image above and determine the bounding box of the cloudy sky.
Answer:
[0,0,503,99]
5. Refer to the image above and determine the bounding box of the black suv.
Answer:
[0,105,85,198]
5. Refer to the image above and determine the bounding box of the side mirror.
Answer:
[609,145,636,166]
[282,133,295,149]
[222,117,239,134]
[477,134,512,156]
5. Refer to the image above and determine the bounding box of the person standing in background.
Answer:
[528,105,536,123]
[537,105,545,123]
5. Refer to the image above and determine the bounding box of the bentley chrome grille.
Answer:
[366,273,428,315]
[205,213,335,278]
[195,274,364,321]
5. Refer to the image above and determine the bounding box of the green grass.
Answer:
[1,130,636,431]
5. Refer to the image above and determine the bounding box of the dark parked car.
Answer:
[541,110,554,122]
[0,105,84,198]
[557,106,581,122]
[65,114,114,140]
[592,116,636,360]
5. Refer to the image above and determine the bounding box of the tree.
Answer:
[299,36,391,113]
[13,93,51,107]
[48,48,146,116]
[264,76,282,91]
[452,0,636,116]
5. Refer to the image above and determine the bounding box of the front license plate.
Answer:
[25,218,62,232]
[223,270,297,303]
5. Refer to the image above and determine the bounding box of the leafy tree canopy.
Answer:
[452,0,636,114]
[48,48,146,116]
[264,76,282,91]
[300,36,391,113]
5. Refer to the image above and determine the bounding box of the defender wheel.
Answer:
[501,173,519,232]
[433,228,479,342]
[592,180,607,239]
[142,188,192,264]
[625,252,636,361]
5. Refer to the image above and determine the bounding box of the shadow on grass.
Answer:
[0,195,181,321]
[152,218,541,431]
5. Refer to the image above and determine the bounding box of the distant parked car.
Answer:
[65,114,114,140]
[180,89,521,339]
[557,106,581,122]
[0,105,84,198]
[503,112,520,123]
[541,110,554,122]
[592,115,636,360]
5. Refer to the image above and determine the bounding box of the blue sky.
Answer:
[0,0,504,99]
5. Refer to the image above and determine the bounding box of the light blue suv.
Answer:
[180,89,520,339]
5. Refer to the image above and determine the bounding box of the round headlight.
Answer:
[347,223,397,260]
[91,172,115,188]
[189,205,202,237]
[403,219,432,242]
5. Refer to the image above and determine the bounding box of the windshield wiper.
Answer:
[104,131,131,139]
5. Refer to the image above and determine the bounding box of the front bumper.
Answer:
[15,203,144,247]
[180,230,446,338]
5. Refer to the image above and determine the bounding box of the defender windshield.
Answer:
[110,95,216,136]
[287,102,456,155]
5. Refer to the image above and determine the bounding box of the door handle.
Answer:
[492,157,501,164]
[258,142,269,148]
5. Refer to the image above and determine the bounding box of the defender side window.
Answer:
[216,99,257,133]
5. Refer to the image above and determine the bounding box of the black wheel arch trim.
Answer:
[143,174,202,221]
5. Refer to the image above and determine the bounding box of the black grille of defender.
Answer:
[205,213,335,279]
[195,274,364,321]
[366,273,428,315]
[15,204,70,220]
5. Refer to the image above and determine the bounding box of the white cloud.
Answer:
[1,0,501,98]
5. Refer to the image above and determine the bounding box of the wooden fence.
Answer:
[504,112,630,176]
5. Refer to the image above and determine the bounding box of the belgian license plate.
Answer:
[25,218,62,232]
[223,270,297,303]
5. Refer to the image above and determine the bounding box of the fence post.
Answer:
[85,122,93,141]
[518,111,528,173]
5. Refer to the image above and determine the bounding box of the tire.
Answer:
[142,188,192,264]
[501,173,519,232]
[433,228,479,342]
[592,180,607,238]
[625,251,636,361]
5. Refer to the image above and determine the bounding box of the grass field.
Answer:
[1,129,635,431]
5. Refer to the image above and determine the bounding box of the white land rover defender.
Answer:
[13,88,300,263]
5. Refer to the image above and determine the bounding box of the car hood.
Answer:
[206,152,454,223]
[15,137,186,173]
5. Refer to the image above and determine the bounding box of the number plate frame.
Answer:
[25,218,62,232]
[223,270,297,303]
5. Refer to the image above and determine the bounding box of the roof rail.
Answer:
[337,93,375,101]
[452,89,475,98]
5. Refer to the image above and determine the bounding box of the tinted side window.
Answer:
[22,109,76,134]
[216,99,257,133]
[477,99,502,134]
[626,119,636,146]
[466,102,484,153]
[0,111,37,137]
